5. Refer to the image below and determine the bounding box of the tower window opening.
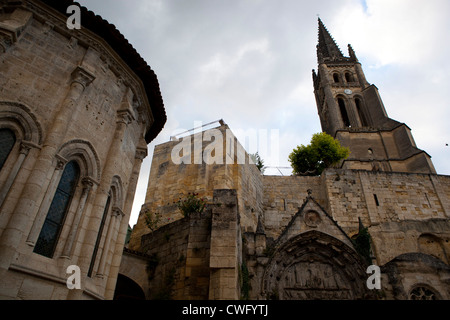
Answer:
[333,73,340,83]
[338,98,350,127]
[345,72,353,83]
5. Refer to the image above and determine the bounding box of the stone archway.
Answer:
[113,274,146,300]
[262,230,370,300]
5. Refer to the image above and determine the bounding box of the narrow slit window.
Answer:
[373,194,379,206]
[425,193,432,208]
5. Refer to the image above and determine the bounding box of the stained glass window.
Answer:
[0,129,16,171]
[34,161,80,258]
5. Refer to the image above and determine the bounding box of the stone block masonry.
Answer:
[138,189,241,300]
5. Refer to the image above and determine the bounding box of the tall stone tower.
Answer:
[313,19,435,174]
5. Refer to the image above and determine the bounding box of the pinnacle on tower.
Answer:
[348,44,358,62]
[316,18,343,63]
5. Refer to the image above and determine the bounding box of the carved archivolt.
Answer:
[0,101,43,145]
[56,139,101,182]
[262,230,369,300]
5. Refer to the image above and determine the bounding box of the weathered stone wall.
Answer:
[141,212,205,300]
[262,169,450,262]
[254,169,450,299]
[129,124,263,251]
[262,175,324,240]
[135,189,241,300]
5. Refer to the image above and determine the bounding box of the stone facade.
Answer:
[0,0,165,299]
[119,19,449,300]
[122,125,450,299]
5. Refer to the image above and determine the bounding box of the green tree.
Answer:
[288,132,349,176]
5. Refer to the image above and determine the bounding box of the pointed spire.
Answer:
[348,44,358,62]
[317,18,343,63]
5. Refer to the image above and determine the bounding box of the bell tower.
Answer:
[312,18,436,174]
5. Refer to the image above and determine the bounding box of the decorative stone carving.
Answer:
[263,231,370,300]
[409,286,438,300]
[71,66,96,89]
[304,210,321,228]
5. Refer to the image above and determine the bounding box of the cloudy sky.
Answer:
[77,0,450,227]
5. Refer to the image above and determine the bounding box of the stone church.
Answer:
[0,0,449,301]
[122,19,450,300]
[0,0,166,299]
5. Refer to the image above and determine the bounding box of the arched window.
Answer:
[34,161,80,258]
[338,98,350,127]
[0,129,16,170]
[355,98,369,127]
[345,72,353,83]
[333,73,340,83]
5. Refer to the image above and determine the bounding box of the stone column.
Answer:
[354,62,369,89]
[25,158,66,246]
[61,177,95,258]
[346,98,361,128]
[104,144,147,299]
[96,207,123,277]
[0,141,38,208]
[209,189,240,300]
